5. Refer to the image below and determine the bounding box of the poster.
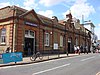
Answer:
[54,43,58,49]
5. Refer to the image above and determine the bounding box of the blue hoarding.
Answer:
[0,54,3,64]
[2,52,23,63]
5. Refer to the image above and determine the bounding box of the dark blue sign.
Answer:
[25,22,37,27]
[2,52,23,63]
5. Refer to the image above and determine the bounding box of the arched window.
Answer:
[0,28,6,44]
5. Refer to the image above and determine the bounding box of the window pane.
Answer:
[1,28,6,35]
[1,36,5,42]
[60,35,63,47]
[30,31,34,37]
[45,33,49,46]
[25,30,28,35]
[1,28,6,44]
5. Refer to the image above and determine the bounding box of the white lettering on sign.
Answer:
[25,22,37,27]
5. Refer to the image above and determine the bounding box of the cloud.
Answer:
[39,0,75,7]
[95,23,100,40]
[98,7,100,11]
[23,0,38,10]
[0,2,11,8]
[39,0,64,7]
[95,28,100,40]
[98,24,100,27]
[37,10,54,18]
[63,0,95,21]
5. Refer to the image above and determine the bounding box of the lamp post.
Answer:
[51,17,54,50]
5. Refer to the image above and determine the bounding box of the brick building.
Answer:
[0,6,91,56]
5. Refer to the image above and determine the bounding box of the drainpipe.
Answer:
[12,6,16,52]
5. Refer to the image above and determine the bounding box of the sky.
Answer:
[0,0,100,40]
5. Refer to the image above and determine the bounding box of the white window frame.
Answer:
[45,33,49,46]
[25,30,35,38]
[60,35,63,47]
[0,28,6,44]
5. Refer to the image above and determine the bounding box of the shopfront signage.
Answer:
[25,22,38,27]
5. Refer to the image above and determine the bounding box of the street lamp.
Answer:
[51,17,55,50]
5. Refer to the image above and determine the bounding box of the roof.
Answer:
[84,21,95,28]
[0,5,27,20]
[37,14,53,25]
[58,20,65,25]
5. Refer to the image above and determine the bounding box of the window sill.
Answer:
[45,45,50,47]
[0,43,6,46]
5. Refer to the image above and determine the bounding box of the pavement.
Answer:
[0,53,79,67]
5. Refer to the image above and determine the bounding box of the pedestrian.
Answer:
[74,45,77,54]
[86,46,88,54]
[28,43,31,56]
[77,46,80,55]
[6,47,11,53]
[80,45,83,53]
[83,46,86,54]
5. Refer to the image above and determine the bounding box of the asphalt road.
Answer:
[0,53,100,75]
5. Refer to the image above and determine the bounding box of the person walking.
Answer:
[80,45,83,53]
[77,46,80,55]
[28,43,31,56]
[6,47,11,53]
[74,45,77,54]
[86,46,88,54]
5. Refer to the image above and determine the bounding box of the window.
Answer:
[60,35,63,47]
[25,30,28,36]
[30,31,34,37]
[45,33,49,46]
[0,28,6,44]
[25,30,34,38]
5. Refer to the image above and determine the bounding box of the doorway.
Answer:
[24,38,35,56]
[68,42,71,53]
[68,38,73,53]
[24,30,35,56]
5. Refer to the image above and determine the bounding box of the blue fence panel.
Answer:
[0,54,3,64]
[2,52,23,63]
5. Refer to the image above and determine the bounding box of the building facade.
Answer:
[0,6,91,56]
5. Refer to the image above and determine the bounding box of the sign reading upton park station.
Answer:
[0,6,92,56]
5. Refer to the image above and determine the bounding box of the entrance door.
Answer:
[24,30,35,56]
[24,38,34,56]
[68,38,73,53]
[68,42,71,53]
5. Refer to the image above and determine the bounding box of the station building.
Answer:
[0,6,91,56]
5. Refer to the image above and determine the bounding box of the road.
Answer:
[0,53,100,75]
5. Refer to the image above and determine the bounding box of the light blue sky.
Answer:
[0,0,100,39]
